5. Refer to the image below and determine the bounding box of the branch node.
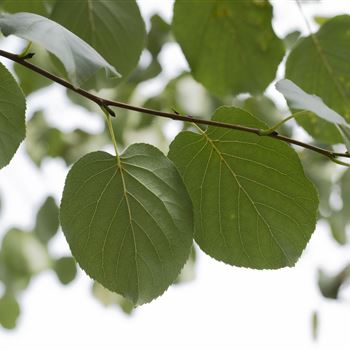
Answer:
[101,104,116,117]
[20,52,35,60]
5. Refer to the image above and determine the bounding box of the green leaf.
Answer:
[25,111,108,166]
[172,0,284,96]
[50,0,145,85]
[286,15,350,143]
[283,30,301,50]
[168,107,318,269]
[328,212,347,245]
[60,144,193,305]
[53,256,77,285]
[0,0,53,16]
[92,282,134,314]
[0,62,26,169]
[35,196,59,244]
[276,79,348,125]
[0,12,120,86]
[147,14,170,58]
[1,229,50,276]
[292,111,344,145]
[311,310,319,341]
[0,294,20,329]
[318,265,350,299]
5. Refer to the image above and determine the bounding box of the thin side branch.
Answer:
[0,49,349,161]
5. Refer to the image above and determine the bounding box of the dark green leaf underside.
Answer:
[60,144,193,304]
[168,107,318,269]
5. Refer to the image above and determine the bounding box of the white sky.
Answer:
[1,1,350,349]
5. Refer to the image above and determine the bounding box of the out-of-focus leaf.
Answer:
[92,282,134,315]
[26,111,108,166]
[0,294,20,330]
[314,16,330,26]
[301,152,333,217]
[329,212,347,245]
[1,229,50,276]
[311,310,319,341]
[0,0,53,16]
[283,30,301,50]
[51,0,145,89]
[147,14,171,57]
[0,12,120,86]
[318,266,350,299]
[293,111,343,145]
[34,196,59,244]
[340,169,350,214]
[0,62,26,169]
[286,15,350,143]
[53,256,77,285]
[0,252,31,292]
[173,0,285,96]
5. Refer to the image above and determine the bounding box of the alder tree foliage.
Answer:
[0,0,350,329]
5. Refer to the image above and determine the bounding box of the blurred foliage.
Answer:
[0,196,76,329]
[318,265,350,299]
[283,30,301,50]
[26,111,108,166]
[35,196,59,244]
[0,0,350,337]
[311,310,319,341]
[0,294,20,329]
[53,257,77,285]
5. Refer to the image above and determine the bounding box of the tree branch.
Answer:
[0,48,349,162]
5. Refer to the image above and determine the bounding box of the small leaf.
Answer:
[53,256,77,285]
[34,196,59,244]
[0,294,20,329]
[318,266,350,299]
[0,62,26,169]
[168,107,319,269]
[173,0,284,96]
[276,79,347,125]
[0,12,120,86]
[60,144,193,304]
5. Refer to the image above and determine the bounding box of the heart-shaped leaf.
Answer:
[60,144,193,305]
[168,107,318,269]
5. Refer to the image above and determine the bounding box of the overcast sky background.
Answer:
[1,1,350,349]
